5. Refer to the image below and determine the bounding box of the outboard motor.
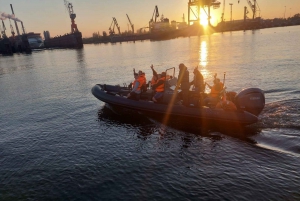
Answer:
[234,88,265,116]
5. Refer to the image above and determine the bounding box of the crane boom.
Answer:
[64,0,79,33]
[1,20,7,37]
[150,5,159,23]
[113,17,121,35]
[221,0,225,22]
[246,0,260,19]
[9,19,15,37]
[126,14,134,33]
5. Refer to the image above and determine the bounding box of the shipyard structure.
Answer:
[44,0,83,49]
[87,0,300,44]
[0,4,31,55]
[88,0,222,44]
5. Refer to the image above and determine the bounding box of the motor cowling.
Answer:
[234,88,265,116]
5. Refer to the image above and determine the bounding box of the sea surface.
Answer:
[1,26,300,200]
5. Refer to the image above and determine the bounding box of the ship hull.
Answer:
[44,32,83,49]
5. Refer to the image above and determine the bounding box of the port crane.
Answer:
[149,5,159,23]
[9,19,15,38]
[149,5,159,32]
[126,14,134,33]
[138,27,149,33]
[239,0,260,19]
[64,0,79,33]
[188,0,221,26]
[1,20,7,38]
[109,17,121,35]
[221,0,225,22]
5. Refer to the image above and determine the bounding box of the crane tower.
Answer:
[126,14,134,33]
[1,20,7,38]
[64,0,79,33]
[247,0,260,19]
[188,0,221,26]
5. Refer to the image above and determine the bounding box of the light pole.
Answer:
[229,3,233,22]
[284,6,286,19]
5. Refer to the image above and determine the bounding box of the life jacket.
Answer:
[139,74,146,85]
[138,75,148,92]
[210,82,224,98]
[151,76,157,86]
[132,78,143,92]
[155,77,166,92]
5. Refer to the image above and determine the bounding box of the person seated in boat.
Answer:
[133,68,147,92]
[151,72,166,102]
[128,68,138,90]
[215,91,237,111]
[204,74,224,106]
[176,63,190,106]
[140,71,147,92]
[190,66,205,93]
[127,73,142,101]
[150,64,160,87]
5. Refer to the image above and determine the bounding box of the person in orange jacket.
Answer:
[133,68,147,92]
[151,72,166,102]
[127,72,143,101]
[150,64,160,86]
[204,74,224,106]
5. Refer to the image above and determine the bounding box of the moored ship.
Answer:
[0,37,13,55]
[27,32,44,49]
[44,31,83,49]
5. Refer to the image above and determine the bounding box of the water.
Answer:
[1,26,300,200]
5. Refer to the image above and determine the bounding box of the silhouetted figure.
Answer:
[177,63,190,106]
[190,66,204,93]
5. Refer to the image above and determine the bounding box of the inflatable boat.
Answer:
[92,68,265,126]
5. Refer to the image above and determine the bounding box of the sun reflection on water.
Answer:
[200,41,207,67]
[199,41,210,80]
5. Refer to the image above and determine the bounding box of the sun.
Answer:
[200,12,208,26]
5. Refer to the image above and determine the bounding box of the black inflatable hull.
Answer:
[92,84,259,126]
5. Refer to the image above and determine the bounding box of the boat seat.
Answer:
[167,77,178,87]
[189,91,205,107]
[103,84,121,92]
[140,89,154,101]
[161,89,178,104]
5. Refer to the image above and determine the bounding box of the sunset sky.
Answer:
[1,0,299,38]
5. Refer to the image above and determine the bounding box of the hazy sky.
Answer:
[0,0,299,38]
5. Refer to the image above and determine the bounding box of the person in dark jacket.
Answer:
[150,64,160,86]
[190,66,204,93]
[176,63,190,106]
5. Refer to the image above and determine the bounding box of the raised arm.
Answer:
[133,68,136,76]
[150,64,158,77]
